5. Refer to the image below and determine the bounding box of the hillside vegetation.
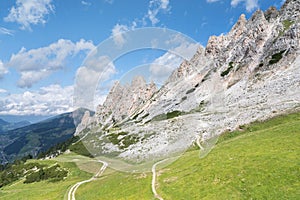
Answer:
[75,112,300,200]
[0,112,299,199]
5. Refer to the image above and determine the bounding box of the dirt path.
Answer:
[67,160,108,200]
[152,159,168,200]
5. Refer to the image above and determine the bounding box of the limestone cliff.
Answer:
[75,0,300,165]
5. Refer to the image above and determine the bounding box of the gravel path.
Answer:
[152,159,168,200]
[67,160,108,200]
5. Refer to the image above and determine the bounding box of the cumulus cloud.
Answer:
[147,0,171,25]
[4,0,54,30]
[165,35,200,60]
[231,0,259,12]
[110,0,171,47]
[150,53,183,84]
[207,0,258,12]
[150,42,200,84]
[74,53,116,110]
[0,27,14,36]
[5,39,95,88]
[0,60,8,79]
[111,24,129,47]
[0,84,74,116]
[0,89,7,94]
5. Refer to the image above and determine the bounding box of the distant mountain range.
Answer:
[0,108,89,164]
[0,115,52,124]
[0,118,31,134]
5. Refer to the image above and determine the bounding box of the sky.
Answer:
[0,0,285,120]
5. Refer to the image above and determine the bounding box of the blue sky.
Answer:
[0,0,284,119]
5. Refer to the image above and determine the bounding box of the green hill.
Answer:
[0,108,89,164]
[0,112,299,200]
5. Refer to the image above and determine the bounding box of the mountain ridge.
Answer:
[0,118,31,134]
[0,108,89,164]
[75,1,300,168]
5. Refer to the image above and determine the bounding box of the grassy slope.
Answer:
[76,171,153,200]
[0,112,299,200]
[158,112,300,199]
[0,153,93,200]
[76,112,300,200]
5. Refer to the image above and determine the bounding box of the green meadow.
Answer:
[0,112,299,200]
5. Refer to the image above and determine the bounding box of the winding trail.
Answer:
[68,160,108,200]
[152,159,168,200]
[196,135,204,150]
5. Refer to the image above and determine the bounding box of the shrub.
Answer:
[186,88,196,94]
[120,135,139,149]
[221,62,234,77]
[151,110,183,122]
[282,19,294,31]
[24,164,67,184]
[181,96,187,101]
[278,20,294,37]
[69,141,94,158]
[269,50,285,65]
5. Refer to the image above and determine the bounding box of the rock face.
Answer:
[76,0,300,170]
[94,76,157,126]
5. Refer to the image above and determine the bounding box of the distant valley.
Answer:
[0,109,88,164]
[0,118,30,134]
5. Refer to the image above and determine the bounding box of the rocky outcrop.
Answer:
[95,76,157,126]
[76,0,300,168]
[264,6,279,22]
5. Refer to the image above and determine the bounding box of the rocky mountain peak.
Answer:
[94,76,157,126]
[231,14,247,34]
[75,1,300,166]
[131,76,147,89]
[250,10,266,22]
[264,6,279,22]
[280,0,300,21]
[92,1,300,128]
[75,110,92,135]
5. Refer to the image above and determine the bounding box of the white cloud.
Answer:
[147,0,171,25]
[165,34,200,60]
[206,0,220,2]
[0,60,8,79]
[150,42,200,84]
[109,0,171,46]
[0,27,14,36]
[231,0,259,12]
[5,39,95,88]
[0,84,74,116]
[111,24,129,47]
[0,89,7,94]
[150,53,182,84]
[74,54,116,110]
[81,1,91,6]
[104,0,114,4]
[208,0,259,12]
[4,0,54,30]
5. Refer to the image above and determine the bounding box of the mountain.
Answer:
[0,108,89,164]
[0,115,52,124]
[10,121,31,130]
[0,119,9,127]
[0,118,31,134]
[75,0,300,171]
